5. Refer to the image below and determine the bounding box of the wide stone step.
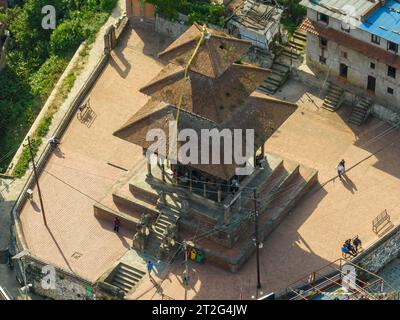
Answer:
[129,183,159,204]
[271,67,288,76]
[288,41,305,51]
[246,155,284,190]
[244,161,299,209]
[264,167,317,215]
[113,274,138,287]
[293,34,307,42]
[119,264,146,278]
[325,96,340,104]
[327,86,343,94]
[258,85,276,94]
[113,192,158,216]
[281,50,300,59]
[112,279,131,292]
[326,89,342,98]
[265,77,282,86]
[93,203,140,231]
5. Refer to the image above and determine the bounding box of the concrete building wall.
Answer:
[306,8,396,54]
[305,8,400,110]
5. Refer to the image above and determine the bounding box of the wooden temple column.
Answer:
[161,162,166,182]
[261,144,265,156]
[224,205,230,225]
[147,162,152,177]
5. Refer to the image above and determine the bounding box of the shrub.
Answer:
[30,55,69,99]
[50,18,86,57]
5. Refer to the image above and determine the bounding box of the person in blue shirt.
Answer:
[146,260,154,275]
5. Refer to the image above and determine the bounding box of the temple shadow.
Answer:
[97,218,132,250]
[116,21,174,62]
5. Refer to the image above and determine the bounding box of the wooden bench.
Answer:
[372,209,393,235]
[77,98,91,120]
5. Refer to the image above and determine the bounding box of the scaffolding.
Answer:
[285,259,399,300]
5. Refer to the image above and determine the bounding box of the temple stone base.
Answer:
[93,153,318,272]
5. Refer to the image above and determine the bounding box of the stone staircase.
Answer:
[106,263,146,293]
[189,153,318,272]
[145,210,180,256]
[348,96,373,126]
[322,82,345,111]
[258,61,290,94]
[280,29,307,61]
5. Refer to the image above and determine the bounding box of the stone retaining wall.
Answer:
[353,225,400,274]
[9,1,129,300]
[155,15,189,38]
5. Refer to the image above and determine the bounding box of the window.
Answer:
[320,37,328,48]
[370,62,375,69]
[387,87,394,94]
[388,41,398,53]
[319,56,327,64]
[388,65,396,78]
[371,34,380,44]
[318,13,329,24]
[341,51,348,59]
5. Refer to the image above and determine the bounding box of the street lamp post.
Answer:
[253,189,261,291]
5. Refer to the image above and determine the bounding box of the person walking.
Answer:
[113,217,120,233]
[147,260,154,276]
[337,162,345,180]
[340,159,346,173]
[353,235,362,253]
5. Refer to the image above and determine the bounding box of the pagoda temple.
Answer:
[94,23,318,275]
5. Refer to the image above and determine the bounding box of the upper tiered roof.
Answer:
[158,23,252,78]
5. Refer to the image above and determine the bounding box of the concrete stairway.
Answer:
[322,82,345,111]
[281,29,307,60]
[258,61,290,94]
[348,96,372,125]
[107,263,146,293]
[144,195,181,259]
[190,154,318,272]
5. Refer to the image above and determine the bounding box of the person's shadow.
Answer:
[341,174,358,194]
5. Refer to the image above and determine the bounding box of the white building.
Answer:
[228,0,283,50]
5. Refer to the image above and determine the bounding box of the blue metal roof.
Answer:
[360,0,400,44]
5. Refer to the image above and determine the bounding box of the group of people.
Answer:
[341,236,362,258]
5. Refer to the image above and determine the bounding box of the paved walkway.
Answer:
[129,80,400,300]
[17,24,171,282]
[12,23,400,299]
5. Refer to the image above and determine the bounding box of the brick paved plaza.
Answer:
[18,23,400,299]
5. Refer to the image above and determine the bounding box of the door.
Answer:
[367,75,376,92]
[339,63,348,78]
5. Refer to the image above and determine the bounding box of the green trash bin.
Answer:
[195,250,204,263]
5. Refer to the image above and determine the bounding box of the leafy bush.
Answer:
[147,0,225,27]
[50,18,86,57]
[30,55,69,99]
[0,0,117,174]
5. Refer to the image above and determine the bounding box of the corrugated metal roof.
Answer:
[359,0,400,43]
[300,0,377,21]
